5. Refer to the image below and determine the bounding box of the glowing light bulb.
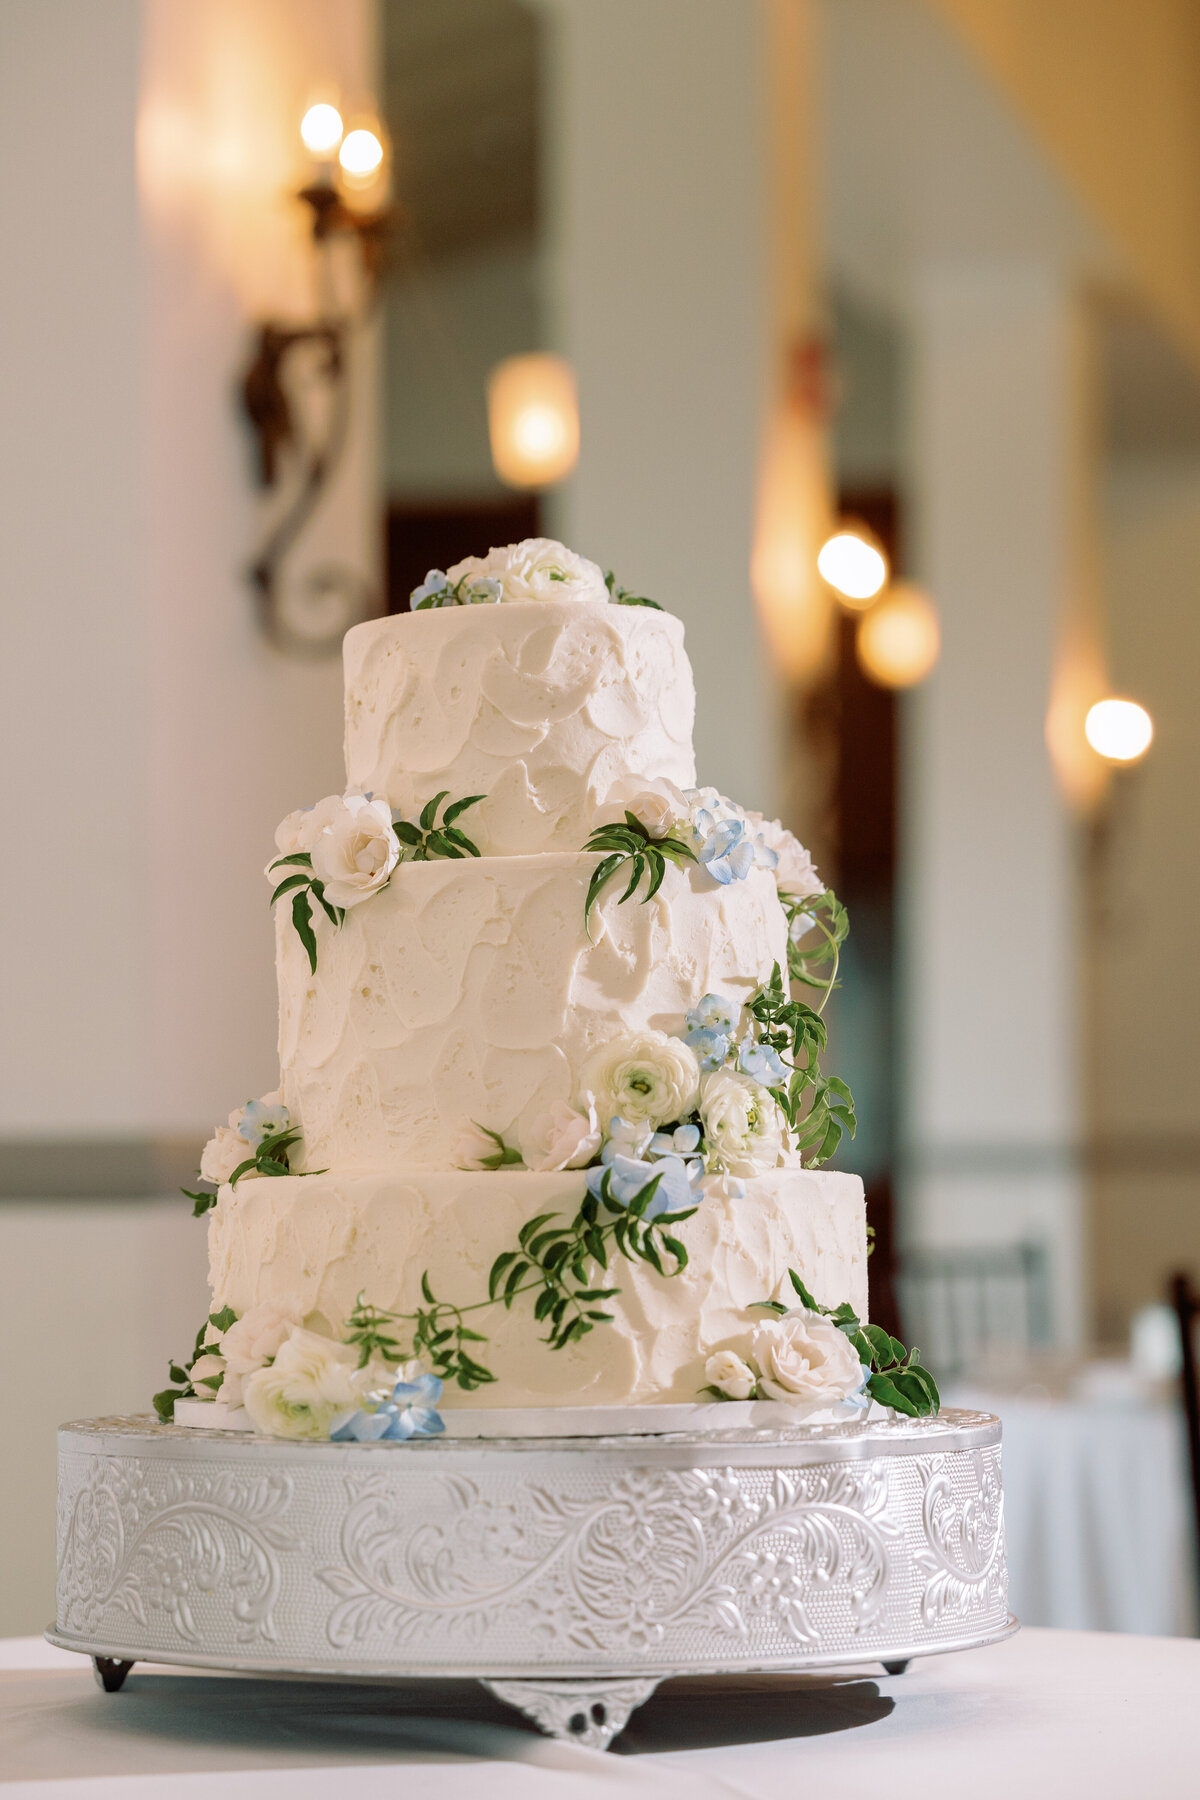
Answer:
[339,127,384,180]
[817,526,888,607]
[300,103,343,159]
[1085,697,1153,763]
[856,584,940,688]
[488,354,580,488]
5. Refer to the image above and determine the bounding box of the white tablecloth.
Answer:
[948,1380,1197,1635]
[3,1630,1199,1798]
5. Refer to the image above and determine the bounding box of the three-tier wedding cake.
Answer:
[162,539,937,1439]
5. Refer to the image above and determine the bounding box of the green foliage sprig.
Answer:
[747,962,856,1167]
[468,1123,523,1170]
[604,569,663,609]
[754,1270,940,1418]
[153,1304,237,1421]
[783,888,849,1004]
[582,812,697,930]
[341,1172,695,1389]
[267,851,345,976]
[393,791,484,860]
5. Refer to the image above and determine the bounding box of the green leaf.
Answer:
[867,1370,920,1417]
[228,1156,258,1187]
[612,591,663,610]
[291,887,317,974]
[489,1251,516,1299]
[442,794,485,827]
[270,871,311,905]
[787,1269,819,1311]
[419,790,449,831]
[750,1299,790,1315]
[441,826,481,856]
[310,880,342,929]
[182,1186,217,1217]
[152,1388,179,1421]
[644,850,667,901]
[584,852,625,929]
[420,1271,435,1305]
[209,1306,237,1332]
[393,820,423,845]
[503,1260,531,1306]
[268,852,314,871]
[425,830,463,859]
[518,1213,556,1248]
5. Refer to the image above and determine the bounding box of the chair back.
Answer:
[896,1241,1051,1378]
[1169,1271,1200,1591]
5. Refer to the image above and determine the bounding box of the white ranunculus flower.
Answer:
[308,793,399,909]
[450,538,609,606]
[522,1097,602,1172]
[579,1030,701,1131]
[700,1068,786,1177]
[597,774,690,840]
[705,1349,757,1400]
[743,813,824,899]
[241,1328,363,1441]
[750,1311,866,1403]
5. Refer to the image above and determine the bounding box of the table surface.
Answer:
[3,1628,1198,1799]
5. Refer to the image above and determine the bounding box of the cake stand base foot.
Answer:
[479,1675,662,1749]
[882,1659,910,1675]
[92,1657,135,1693]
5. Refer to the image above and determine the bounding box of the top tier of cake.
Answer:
[343,601,696,857]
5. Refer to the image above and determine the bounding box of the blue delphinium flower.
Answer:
[698,816,756,885]
[688,994,739,1035]
[648,1122,702,1158]
[685,1025,729,1070]
[739,1040,788,1085]
[239,1097,292,1147]
[600,1114,653,1164]
[410,569,453,608]
[587,1152,699,1218]
[331,1366,445,1443]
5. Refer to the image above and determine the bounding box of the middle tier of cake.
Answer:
[209,1165,868,1409]
[278,855,788,1172]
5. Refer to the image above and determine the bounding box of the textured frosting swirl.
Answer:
[276,856,788,1173]
[208,1166,867,1408]
[342,601,696,856]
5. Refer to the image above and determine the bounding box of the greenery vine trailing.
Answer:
[581,812,698,930]
[603,569,663,609]
[782,888,849,999]
[753,1270,940,1418]
[342,1169,696,1390]
[747,963,856,1167]
[153,1304,236,1421]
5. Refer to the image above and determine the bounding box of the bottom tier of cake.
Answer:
[208,1166,867,1411]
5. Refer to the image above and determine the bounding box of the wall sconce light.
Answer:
[1085,696,1153,764]
[239,102,392,653]
[487,352,580,489]
[855,582,941,688]
[818,521,889,609]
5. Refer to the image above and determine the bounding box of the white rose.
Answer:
[522,1098,602,1172]
[597,774,689,840]
[750,1311,866,1403]
[268,794,344,873]
[579,1029,701,1130]
[241,1328,363,1440]
[218,1303,302,1377]
[705,1349,757,1400]
[451,538,608,606]
[700,1068,786,1176]
[744,813,824,898]
[199,1123,250,1186]
[308,794,399,909]
[450,1121,508,1171]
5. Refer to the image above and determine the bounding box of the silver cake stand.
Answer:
[49,1409,1013,1749]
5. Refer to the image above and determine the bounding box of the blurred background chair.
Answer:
[897,1242,1052,1379]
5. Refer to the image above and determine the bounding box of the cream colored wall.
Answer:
[0,0,379,1635]
[1090,453,1200,1338]
[926,0,1200,374]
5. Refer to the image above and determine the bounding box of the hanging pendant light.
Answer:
[487,353,580,489]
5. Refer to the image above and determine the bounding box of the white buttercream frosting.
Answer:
[275,855,787,1172]
[208,1166,868,1409]
[342,601,696,857]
